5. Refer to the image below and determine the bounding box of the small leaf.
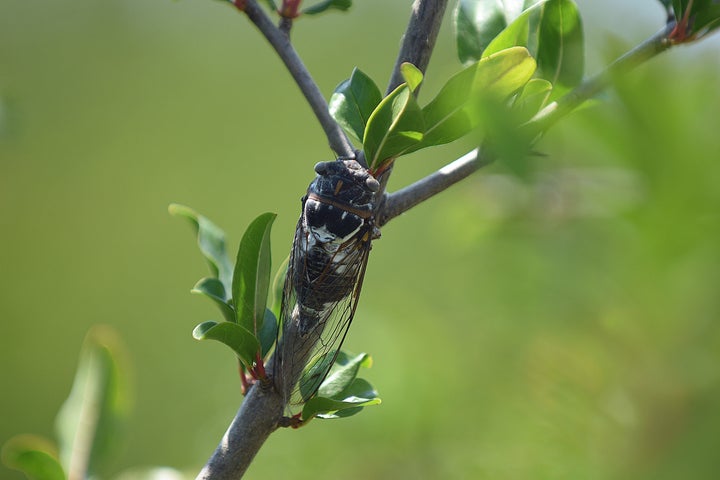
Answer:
[259,308,278,358]
[455,0,509,63]
[302,378,381,421]
[400,62,424,92]
[1,435,65,480]
[302,0,352,15]
[329,68,383,143]
[193,321,260,369]
[299,350,339,401]
[317,352,371,398]
[363,84,424,169]
[169,204,233,297]
[55,326,130,480]
[232,212,276,337]
[270,256,289,320]
[671,0,720,39]
[513,78,553,121]
[536,0,584,97]
[191,277,235,323]
[483,0,548,57]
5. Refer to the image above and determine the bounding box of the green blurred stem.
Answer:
[379,23,676,225]
[241,0,354,157]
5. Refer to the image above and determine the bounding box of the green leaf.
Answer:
[55,326,130,479]
[263,0,278,11]
[191,277,235,323]
[483,0,548,57]
[513,78,553,121]
[400,62,424,92]
[317,351,371,398]
[455,0,508,63]
[193,320,260,369]
[536,0,584,97]
[302,0,352,15]
[1,435,65,480]
[671,0,720,39]
[270,256,289,320]
[413,47,536,151]
[169,204,233,297]
[329,68,383,144]
[299,350,339,401]
[363,84,424,169]
[302,378,381,421]
[232,212,276,336]
[259,308,278,358]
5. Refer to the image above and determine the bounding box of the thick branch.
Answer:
[196,382,284,479]
[386,0,449,95]
[242,0,354,157]
[379,24,677,225]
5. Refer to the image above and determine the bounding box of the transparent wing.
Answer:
[275,219,372,414]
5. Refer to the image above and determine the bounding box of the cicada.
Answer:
[274,159,380,415]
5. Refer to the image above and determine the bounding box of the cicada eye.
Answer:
[366,177,380,192]
[314,162,329,175]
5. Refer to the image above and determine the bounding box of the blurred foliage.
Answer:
[1,1,719,479]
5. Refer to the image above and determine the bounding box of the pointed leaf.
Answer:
[536,0,584,97]
[302,0,352,15]
[259,308,278,358]
[270,256,289,320]
[55,326,130,480]
[329,68,383,143]
[302,378,381,421]
[413,47,536,151]
[317,352,371,398]
[232,212,276,337]
[193,320,260,369]
[483,0,548,57]
[455,0,509,63]
[671,0,720,39]
[1,435,65,480]
[400,62,424,92]
[363,84,424,169]
[191,277,235,323]
[169,204,233,297]
[513,78,553,121]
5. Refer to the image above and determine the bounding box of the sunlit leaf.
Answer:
[232,212,276,336]
[259,308,278,358]
[55,326,130,479]
[1,435,65,480]
[329,68,383,143]
[363,84,424,169]
[400,62,424,92]
[302,378,381,421]
[168,204,233,297]
[513,78,553,121]
[302,0,352,15]
[317,352,371,398]
[193,320,260,369]
[191,277,235,323]
[536,0,584,96]
[270,256,289,320]
[483,0,548,57]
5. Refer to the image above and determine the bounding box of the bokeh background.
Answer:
[2,1,720,479]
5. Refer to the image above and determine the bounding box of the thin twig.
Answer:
[378,24,677,225]
[242,0,354,157]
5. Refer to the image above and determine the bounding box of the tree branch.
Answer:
[241,0,354,157]
[386,0,450,95]
[378,23,677,225]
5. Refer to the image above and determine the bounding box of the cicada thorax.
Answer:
[275,159,380,410]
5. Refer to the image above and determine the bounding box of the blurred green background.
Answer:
[2,1,720,479]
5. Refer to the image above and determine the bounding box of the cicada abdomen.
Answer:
[274,159,380,414]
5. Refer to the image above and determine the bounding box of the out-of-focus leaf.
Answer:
[263,1,279,13]
[191,277,235,323]
[114,466,186,480]
[329,68,382,144]
[232,212,276,336]
[302,378,381,421]
[413,47,536,151]
[302,0,352,15]
[193,320,260,369]
[536,0,584,97]
[168,204,233,297]
[483,0,548,57]
[56,326,130,480]
[513,78,553,121]
[1,435,65,480]
[455,0,509,63]
[270,256,289,320]
[259,308,278,358]
[363,84,424,169]
[317,352,371,398]
[671,0,720,39]
[400,62,424,92]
